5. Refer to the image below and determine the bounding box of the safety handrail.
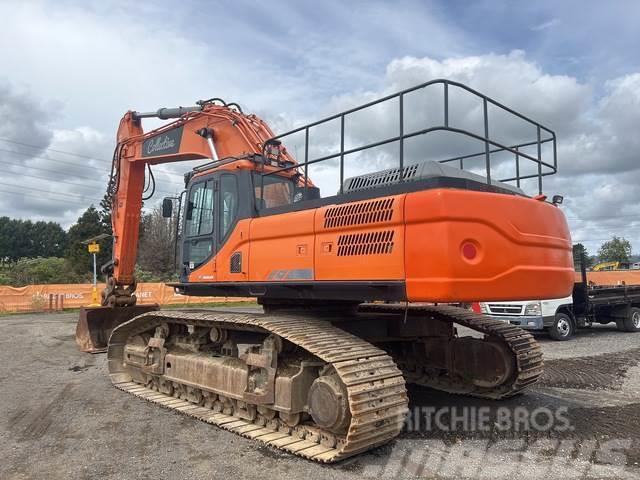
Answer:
[261,79,557,196]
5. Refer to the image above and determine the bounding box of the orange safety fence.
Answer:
[575,270,640,286]
[0,283,255,313]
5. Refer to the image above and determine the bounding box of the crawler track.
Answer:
[108,310,409,463]
[359,304,545,398]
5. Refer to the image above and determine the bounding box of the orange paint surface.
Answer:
[404,189,574,302]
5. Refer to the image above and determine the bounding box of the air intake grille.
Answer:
[337,230,395,256]
[345,164,419,192]
[230,252,242,273]
[324,198,395,228]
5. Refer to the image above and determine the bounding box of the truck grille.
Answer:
[487,304,523,315]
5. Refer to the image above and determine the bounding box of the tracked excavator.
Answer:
[75,79,574,462]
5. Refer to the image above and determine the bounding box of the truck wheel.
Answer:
[621,307,640,332]
[549,313,575,341]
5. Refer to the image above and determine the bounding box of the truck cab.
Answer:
[478,296,575,340]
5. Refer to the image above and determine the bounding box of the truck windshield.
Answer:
[254,173,295,209]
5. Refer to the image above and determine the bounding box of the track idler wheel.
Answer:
[307,374,350,434]
[451,337,515,388]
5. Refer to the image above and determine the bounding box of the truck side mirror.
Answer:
[162,198,173,218]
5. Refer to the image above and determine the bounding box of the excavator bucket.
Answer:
[75,304,160,353]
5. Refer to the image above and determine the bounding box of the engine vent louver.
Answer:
[344,164,419,193]
[337,230,395,256]
[230,252,242,273]
[324,198,395,229]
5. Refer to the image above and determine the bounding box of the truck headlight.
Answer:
[524,302,541,316]
[479,303,488,313]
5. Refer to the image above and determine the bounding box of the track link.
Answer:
[359,304,544,399]
[108,310,409,463]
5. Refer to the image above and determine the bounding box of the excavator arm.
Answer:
[77,99,295,350]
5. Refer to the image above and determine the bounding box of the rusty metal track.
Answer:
[359,303,544,399]
[108,310,408,463]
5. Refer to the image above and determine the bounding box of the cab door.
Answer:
[182,177,216,279]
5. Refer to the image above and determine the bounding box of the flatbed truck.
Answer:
[479,257,640,340]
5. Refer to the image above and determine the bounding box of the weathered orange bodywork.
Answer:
[403,189,574,302]
[249,210,316,282]
[314,197,406,281]
[188,189,574,302]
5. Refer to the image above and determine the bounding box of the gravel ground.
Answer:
[0,310,639,479]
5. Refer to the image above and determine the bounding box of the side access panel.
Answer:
[189,219,252,283]
[249,210,315,282]
[314,195,405,281]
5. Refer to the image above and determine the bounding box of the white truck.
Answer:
[478,264,640,340]
[478,296,575,340]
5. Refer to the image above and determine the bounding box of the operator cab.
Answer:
[162,165,319,281]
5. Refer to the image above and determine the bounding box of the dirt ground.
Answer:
[1,309,639,479]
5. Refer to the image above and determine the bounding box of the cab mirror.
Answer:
[186,200,194,220]
[294,185,320,201]
[162,198,173,218]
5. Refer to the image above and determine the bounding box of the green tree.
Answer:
[0,218,33,261]
[572,243,593,269]
[0,217,67,261]
[98,191,113,264]
[137,204,178,280]
[14,220,33,259]
[31,221,68,257]
[65,206,111,274]
[598,236,632,263]
[0,216,15,263]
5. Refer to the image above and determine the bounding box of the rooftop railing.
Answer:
[261,78,557,197]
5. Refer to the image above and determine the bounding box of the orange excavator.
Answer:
[75,79,573,462]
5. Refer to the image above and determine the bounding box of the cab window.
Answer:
[186,180,214,236]
[254,173,294,209]
[220,174,239,240]
[185,180,214,269]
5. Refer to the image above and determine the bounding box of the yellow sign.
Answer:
[88,243,100,253]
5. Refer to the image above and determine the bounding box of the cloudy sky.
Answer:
[1,0,639,255]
